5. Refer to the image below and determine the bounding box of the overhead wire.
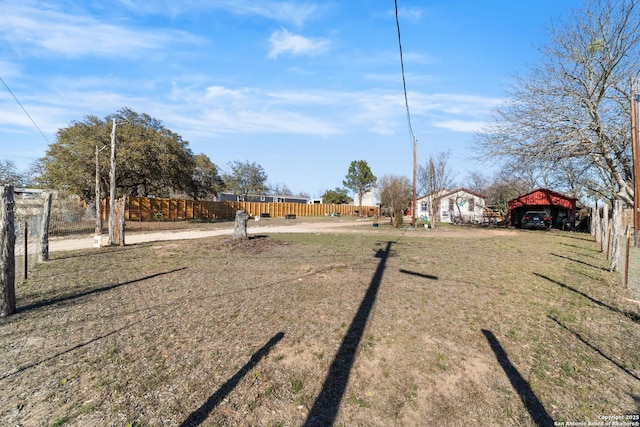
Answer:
[0,76,51,144]
[394,0,415,144]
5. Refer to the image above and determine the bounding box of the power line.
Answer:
[0,76,51,144]
[394,0,415,143]
[394,0,418,228]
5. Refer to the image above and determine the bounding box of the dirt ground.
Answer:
[2,220,639,426]
[50,217,517,252]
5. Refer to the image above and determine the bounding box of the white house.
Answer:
[415,188,486,224]
[350,189,379,207]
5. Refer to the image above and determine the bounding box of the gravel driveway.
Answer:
[49,219,373,252]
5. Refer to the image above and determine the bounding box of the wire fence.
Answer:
[621,235,640,301]
[7,189,640,301]
[14,190,94,280]
[592,203,639,301]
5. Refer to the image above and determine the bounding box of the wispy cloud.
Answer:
[160,84,342,137]
[410,93,504,117]
[0,61,22,79]
[398,7,423,22]
[1,3,200,58]
[115,0,319,26]
[219,0,319,26]
[379,6,423,23]
[268,28,330,58]
[2,70,502,141]
[432,119,488,133]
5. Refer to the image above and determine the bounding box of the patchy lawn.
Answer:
[1,224,639,426]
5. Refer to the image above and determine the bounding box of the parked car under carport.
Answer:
[521,210,552,230]
[508,188,577,230]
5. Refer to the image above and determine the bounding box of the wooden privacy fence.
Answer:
[102,197,378,221]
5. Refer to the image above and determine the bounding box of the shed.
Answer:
[508,188,577,229]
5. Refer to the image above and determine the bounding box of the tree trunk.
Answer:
[112,196,126,246]
[0,186,16,317]
[233,210,249,239]
[610,200,622,272]
[38,192,52,263]
[601,205,609,253]
[429,198,438,230]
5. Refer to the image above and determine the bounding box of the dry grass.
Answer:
[1,222,639,426]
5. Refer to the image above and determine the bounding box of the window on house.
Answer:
[260,195,266,202]
[421,201,428,212]
[449,198,454,211]
[469,198,474,212]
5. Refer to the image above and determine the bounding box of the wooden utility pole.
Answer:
[0,185,16,317]
[108,119,117,246]
[631,82,640,247]
[412,137,417,228]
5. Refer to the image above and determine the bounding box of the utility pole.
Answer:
[632,82,640,247]
[108,118,117,246]
[412,137,417,228]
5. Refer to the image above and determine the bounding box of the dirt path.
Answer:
[49,219,374,252]
[50,219,519,252]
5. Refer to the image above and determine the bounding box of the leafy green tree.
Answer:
[377,175,412,227]
[223,160,268,197]
[321,187,352,204]
[190,154,224,200]
[343,160,376,210]
[40,107,197,202]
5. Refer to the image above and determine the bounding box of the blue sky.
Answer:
[0,0,583,198]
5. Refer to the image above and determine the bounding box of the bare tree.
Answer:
[269,182,293,196]
[0,160,26,186]
[477,0,640,205]
[466,164,537,219]
[377,175,412,228]
[417,151,456,228]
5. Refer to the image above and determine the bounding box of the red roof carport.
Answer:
[508,188,577,229]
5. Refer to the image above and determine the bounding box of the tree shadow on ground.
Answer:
[50,245,139,261]
[558,242,601,255]
[304,241,400,426]
[481,329,554,426]
[550,252,610,271]
[559,234,596,242]
[18,267,187,314]
[547,316,640,382]
[179,332,285,427]
[0,322,138,381]
[534,272,640,324]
